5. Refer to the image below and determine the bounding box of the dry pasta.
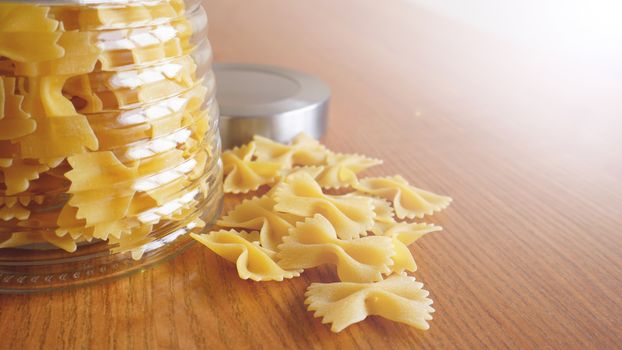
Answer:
[277,214,394,282]
[355,175,453,219]
[199,132,452,333]
[272,172,375,239]
[0,0,215,257]
[253,133,329,168]
[191,229,302,282]
[315,153,382,189]
[217,196,300,251]
[222,141,283,194]
[305,275,435,332]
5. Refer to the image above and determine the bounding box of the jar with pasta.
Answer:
[0,0,223,292]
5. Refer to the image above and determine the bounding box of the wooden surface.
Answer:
[1,0,622,349]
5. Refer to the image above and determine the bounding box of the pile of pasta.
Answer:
[0,1,215,259]
[192,134,452,332]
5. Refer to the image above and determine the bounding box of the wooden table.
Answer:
[1,1,621,348]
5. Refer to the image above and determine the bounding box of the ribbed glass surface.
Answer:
[0,0,222,292]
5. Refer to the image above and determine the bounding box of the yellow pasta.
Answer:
[315,153,382,189]
[0,0,216,256]
[277,214,394,282]
[355,175,452,219]
[191,229,302,282]
[222,141,283,193]
[193,133,453,332]
[217,195,300,251]
[253,133,329,168]
[0,197,30,221]
[0,77,37,141]
[0,160,49,196]
[0,4,60,33]
[305,275,435,332]
[272,172,375,239]
[1,0,451,330]
[66,151,138,192]
[263,166,325,198]
[0,5,63,63]
[15,31,102,77]
[379,222,443,243]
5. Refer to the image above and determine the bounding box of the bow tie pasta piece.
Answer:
[253,133,329,168]
[355,175,452,219]
[65,152,140,232]
[316,153,382,189]
[0,4,60,32]
[66,151,139,192]
[0,198,30,221]
[0,160,49,195]
[217,195,301,251]
[305,275,435,332]
[68,189,136,232]
[264,166,325,198]
[55,204,94,241]
[17,80,99,160]
[0,5,63,63]
[277,214,394,282]
[222,142,283,194]
[272,173,374,239]
[14,32,102,78]
[0,77,37,141]
[0,33,64,63]
[191,230,302,282]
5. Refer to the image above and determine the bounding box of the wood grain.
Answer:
[1,0,621,349]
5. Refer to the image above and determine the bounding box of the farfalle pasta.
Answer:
[355,175,453,219]
[305,275,435,332]
[199,132,452,333]
[277,214,394,282]
[0,0,220,259]
[253,133,329,168]
[222,141,283,194]
[191,229,301,281]
[315,153,382,189]
[217,196,300,251]
[272,172,375,240]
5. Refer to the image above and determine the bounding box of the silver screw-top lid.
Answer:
[214,63,330,150]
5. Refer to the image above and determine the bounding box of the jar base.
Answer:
[0,187,223,294]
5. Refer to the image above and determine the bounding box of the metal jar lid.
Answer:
[214,63,330,150]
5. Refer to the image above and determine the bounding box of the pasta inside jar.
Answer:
[0,0,222,292]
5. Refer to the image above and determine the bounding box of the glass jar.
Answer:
[0,0,222,292]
